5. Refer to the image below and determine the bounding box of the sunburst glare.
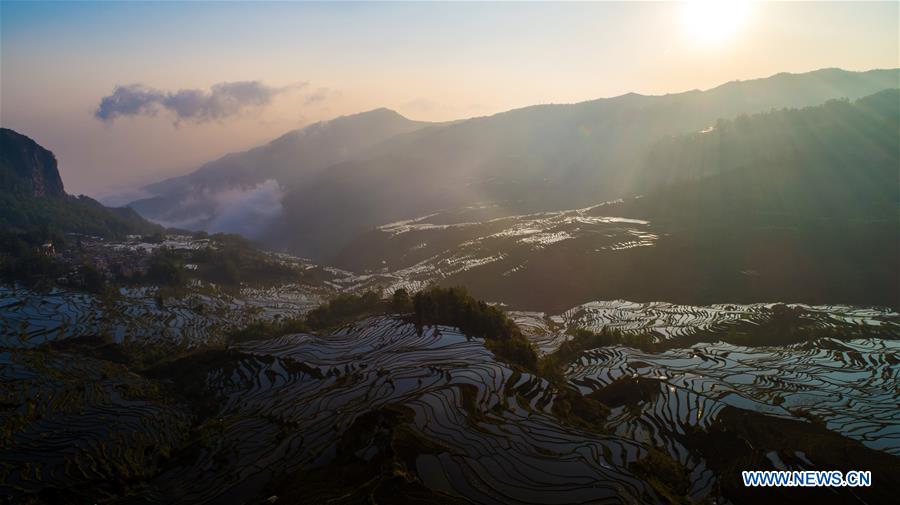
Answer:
[682,0,753,45]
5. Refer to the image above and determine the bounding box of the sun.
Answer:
[682,0,752,45]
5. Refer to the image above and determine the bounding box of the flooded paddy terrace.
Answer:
[145,318,668,504]
[2,302,897,503]
[1,233,899,503]
[0,236,344,349]
[0,284,325,349]
[332,202,658,297]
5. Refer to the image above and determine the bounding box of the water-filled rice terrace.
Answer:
[512,300,900,348]
[334,198,900,313]
[333,202,659,297]
[564,301,900,339]
[0,347,191,501]
[2,297,898,504]
[0,284,324,349]
[146,319,665,504]
[568,339,900,456]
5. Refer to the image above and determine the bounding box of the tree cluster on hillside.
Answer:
[187,234,304,288]
[226,286,540,373]
[638,89,899,222]
[408,286,539,373]
[0,230,66,288]
[306,291,386,331]
[0,192,163,240]
[146,247,187,288]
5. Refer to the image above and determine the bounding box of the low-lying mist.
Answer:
[145,179,285,240]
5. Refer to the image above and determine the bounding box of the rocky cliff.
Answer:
[1,128,66,197]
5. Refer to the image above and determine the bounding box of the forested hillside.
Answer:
[0,128,163,239]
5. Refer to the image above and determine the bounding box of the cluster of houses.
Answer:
[52,234,156,284]
[18,233,223,289]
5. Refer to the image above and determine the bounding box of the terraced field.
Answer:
[332,197,900,312]
[0,284,324,349]
[332,202,659,301]
[3,307,897,504]
[0,348,191,502]
[2,231,899,503]
[511,300,900,350]
[568,338,900,457]
[146,318,667,504]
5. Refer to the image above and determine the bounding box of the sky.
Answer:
[1,1,897,197]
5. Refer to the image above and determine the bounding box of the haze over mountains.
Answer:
[5,78,896,312]
[5,67,897,309]
[127,67,900,260]
[328,90,897,311]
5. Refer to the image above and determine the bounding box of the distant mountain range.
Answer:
[1,69,897,311]
[0,128,161,238]
[151,108,434,195]
[127,67,900,260]
[326,90,899,310]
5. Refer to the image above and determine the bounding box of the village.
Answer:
[33,233,213,289]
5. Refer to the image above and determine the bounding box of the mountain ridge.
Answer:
[127,67,900,258]
[140,107,433,197]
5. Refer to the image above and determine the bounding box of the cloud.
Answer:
[206,180,285,239]
[134,180,286,237]
[95,86,163,120]
[95,81,304,123]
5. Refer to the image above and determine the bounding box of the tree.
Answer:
[391,288,412,313]
[79,264,107,294]
[147,247,185,287]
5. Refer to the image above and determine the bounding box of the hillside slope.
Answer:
[129,108,435,231]
[328,90,900,310]
[0,128,162,238]
[127,67,899,259]
[271,68,900,258]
